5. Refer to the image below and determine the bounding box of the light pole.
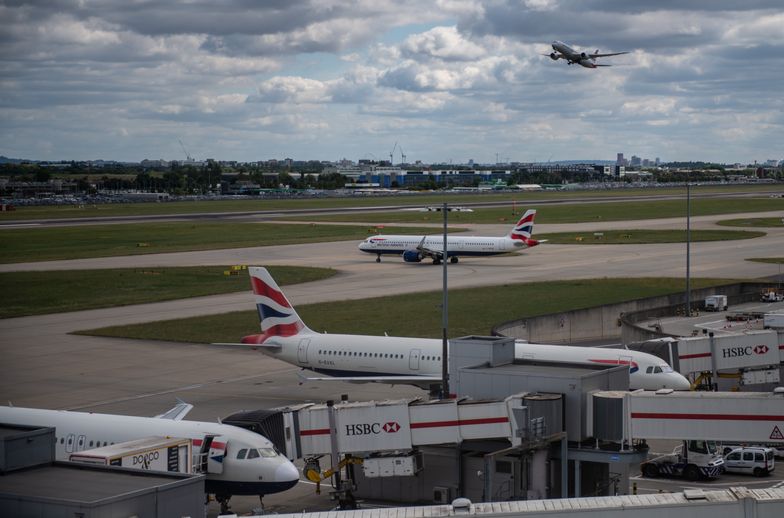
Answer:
[441,202,449,399]
[686,181,691,316]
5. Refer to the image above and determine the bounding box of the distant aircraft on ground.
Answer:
[223,267,692,391]
[0,402,299,513]
[358,209,542,264]
[547,40,629,68]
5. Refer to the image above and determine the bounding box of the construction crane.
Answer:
[177,139,193,162]
[400,146,407,165]
[389,141,397,165]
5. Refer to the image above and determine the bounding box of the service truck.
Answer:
[761,289,784,303]
[705,295,728,312]
[69,436,192,474]
[640,440,724,481]
[763,313,784,329]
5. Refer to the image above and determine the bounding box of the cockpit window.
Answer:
[646,366,654,374]
[259,448,277,458]
[236,448,248,460]
[661,365,674,373]
[653,366,662,373]
[247,448,260,459]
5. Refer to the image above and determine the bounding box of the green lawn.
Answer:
[77,277,731,343]
[0,222,450,263]
[2,185,781,221]
[716,217,784,227]
[0,266,336,318]
[287,197,784,225]
[536,229,765,244]
[746,258,784,265]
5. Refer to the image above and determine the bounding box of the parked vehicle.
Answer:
[705,295,728,311]
[641,440,724,480]
[723,447,775,476]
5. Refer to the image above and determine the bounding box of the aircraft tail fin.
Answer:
[507,209,542,247]
[242,267,310,344]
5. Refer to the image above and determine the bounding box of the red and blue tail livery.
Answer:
[242,267,308,344]
[507,209,540,247]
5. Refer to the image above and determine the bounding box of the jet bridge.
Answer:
[589,389,784,445]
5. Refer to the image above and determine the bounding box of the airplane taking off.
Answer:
[229,267,692,391]
[547,40,629,68]
[358,209,541,264]
[0,402,299,513]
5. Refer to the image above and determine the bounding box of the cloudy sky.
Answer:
[1,1,782,164]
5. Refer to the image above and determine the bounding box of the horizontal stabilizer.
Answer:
[212,342,282,350]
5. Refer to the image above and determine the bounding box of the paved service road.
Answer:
[1,210,782,515]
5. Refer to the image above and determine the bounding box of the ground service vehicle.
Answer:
[723,447,775,476]
[641,440,724,480]
[761,289,784,303]
[69,436,192,474]
[705,295,728,311]
[763,312,784,329]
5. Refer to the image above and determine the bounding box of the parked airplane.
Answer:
[358,209,542,264]
[231,267,691,391]
[547,40,629,68]
[0,402,300,513]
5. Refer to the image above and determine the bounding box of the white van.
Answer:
[723,447,775,476]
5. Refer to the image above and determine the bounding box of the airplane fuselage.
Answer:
[359,234,524,260]
[256,332,691,391]
[0,406,300,497]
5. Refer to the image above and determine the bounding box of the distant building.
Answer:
[616,153,624,165]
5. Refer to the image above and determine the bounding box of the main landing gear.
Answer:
[376,254,381,263]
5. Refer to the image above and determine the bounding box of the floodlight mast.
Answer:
[441,202,449,399]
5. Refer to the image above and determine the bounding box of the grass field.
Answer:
[2,184,781,221]
[0,222,449,263]
[77,277,731,343]
[287,197,784,225]
[536,229,766,244]
[0,266,336,318]
[747,258,784,265]
[716,217,784,227]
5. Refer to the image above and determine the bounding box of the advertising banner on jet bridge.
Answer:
[677,330,780,374]
[336,401,412,453]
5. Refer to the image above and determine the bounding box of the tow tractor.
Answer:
[641,440,725,481]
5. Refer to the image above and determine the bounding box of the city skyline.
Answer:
[1,1,783,164]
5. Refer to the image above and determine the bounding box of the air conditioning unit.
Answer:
[433,486,454,504]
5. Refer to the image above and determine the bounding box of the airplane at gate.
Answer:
[0,403,299,512]
[229,267,691,391]
[358,209,542,264]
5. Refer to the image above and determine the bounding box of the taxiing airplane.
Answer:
[547,40,629,68]
[358,209,541,264]
[0,403,300,512]
[231,267,691,391]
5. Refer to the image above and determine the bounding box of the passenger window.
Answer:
[755,453,763,462]
[237,448,248,460]
[743,452,754,461]
[727,452,740,460]
[247,449,260,459]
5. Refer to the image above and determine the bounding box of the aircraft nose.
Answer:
[275,459,300,483]
[672,373,692,390]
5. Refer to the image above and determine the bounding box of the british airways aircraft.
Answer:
[0,402,299,513]
[231,267,691,391]
[358,209,542,264]
[547,40,629,68]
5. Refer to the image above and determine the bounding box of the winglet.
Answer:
[155,400,193,420]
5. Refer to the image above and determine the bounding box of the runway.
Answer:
[1,209,782,514]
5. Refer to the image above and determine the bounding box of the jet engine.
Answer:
[549,52,559,61]
[402,249,423,262]
[580,52,588,59]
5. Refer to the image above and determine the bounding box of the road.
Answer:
[1,209,783,514]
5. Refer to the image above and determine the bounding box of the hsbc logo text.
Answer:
[722,345,769,358]
[345,421,401,436]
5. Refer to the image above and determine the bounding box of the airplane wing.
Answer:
[416,236,443,260]
[589,51,629,58]
[297,370,442,388]
[155,400,193,420]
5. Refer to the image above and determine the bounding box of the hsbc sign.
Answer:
[722,344,770,358]
[345,421,401,436]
